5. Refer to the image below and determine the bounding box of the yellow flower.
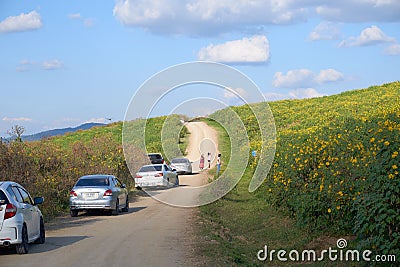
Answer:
[336,206,341,210]
[384,141,390,146]
[319,184,324,192]
[392,165,398,170]
[392,151,399,158]
[388,174,394,179]
[370,137,375,143]
[327,208,332,213]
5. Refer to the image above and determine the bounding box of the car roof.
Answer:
[0,181,20,189]
[141,164,164,168]
[148,153,162,155]
[78,175,114,179]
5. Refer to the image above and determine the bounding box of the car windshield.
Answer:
[149,154,162,160]
[75,178,110,187]
[139,165,162,172]
[171,158,188,163]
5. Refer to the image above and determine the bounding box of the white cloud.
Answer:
[316,1,400,23]
[273,69,315,88]
[339,25,395,47]
[198,35,270,64]
[273,68,344,88]
[384,44,400,55]
[68,13,82,20]
[15,60,35,72]
[223,87,248,100]
[0,11,42,33]
[315,68,344,83]
[264,92,287,101]
[68,13,94,27]
[309,21,341,41]
[85,118,110,124]
[113,0,307,36]
[42,60,64,70]
[264,88,324,101]
[113,1,400,36]
[288,88,324,99]
[2,117,32,122]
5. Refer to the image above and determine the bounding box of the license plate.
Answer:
[83,192,98,199]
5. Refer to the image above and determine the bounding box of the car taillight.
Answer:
[103,189,113,196]
[70,190,77,197]
[154,173,163,177]
[135,174,142,178]
[4,204,17,220]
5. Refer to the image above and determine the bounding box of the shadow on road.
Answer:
[0,236,90,255]
[127,206,146,214]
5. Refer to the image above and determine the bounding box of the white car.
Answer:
[170,158,193,175]
[0,181,45,254]
[135,164,179,188]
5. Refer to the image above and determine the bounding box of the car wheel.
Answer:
[70,209,78,217]
[112,199,120,215]
[16,224,29,254]
[34,218,45,244]
[122,195,129,212]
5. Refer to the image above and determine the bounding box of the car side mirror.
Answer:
[34,197,44,205]
[121,184,126,188]
[172,169,176,172]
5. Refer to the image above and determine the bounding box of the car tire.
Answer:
[70,209,78,217]
[122,195,129,212]
[34,218,45,244]
[16,224,29,254]
[112,199,120,216]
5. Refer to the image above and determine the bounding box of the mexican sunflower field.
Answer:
[212,81,399,258]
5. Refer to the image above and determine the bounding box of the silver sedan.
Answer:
[69,175,129,217]
[170,158,192,174]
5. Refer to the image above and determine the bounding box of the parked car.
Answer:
[0,181,45,254]
[147,153,164,164]
[69,175,129,217]
[170,157,192,174]
[135,164,179,188]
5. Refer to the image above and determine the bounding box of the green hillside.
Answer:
[199,81,400,265]
[0,115,186,219]
[1,81,398,264]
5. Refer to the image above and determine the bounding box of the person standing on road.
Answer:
[216,153,221,177]
[199,154,205,170]
[207,152,211,168]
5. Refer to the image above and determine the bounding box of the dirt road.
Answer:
[0,121,217,267]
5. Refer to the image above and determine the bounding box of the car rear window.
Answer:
[139,165,162,172]
[0,190,9,205]
[149,154,162,160]
[171,158,188,163]
[76,178,110,187]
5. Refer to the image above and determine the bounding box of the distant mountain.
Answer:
[19,123,106,142]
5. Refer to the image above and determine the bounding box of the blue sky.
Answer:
[1,0,399,135]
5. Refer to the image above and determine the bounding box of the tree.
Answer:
[8,125,25,142]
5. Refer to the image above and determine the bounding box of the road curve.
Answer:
[0,121,217,267]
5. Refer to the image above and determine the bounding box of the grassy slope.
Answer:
[28,82,398,263]
[196,81,400,266]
